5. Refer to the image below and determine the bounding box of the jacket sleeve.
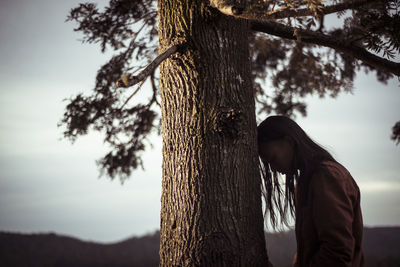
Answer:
[310,165,356,267]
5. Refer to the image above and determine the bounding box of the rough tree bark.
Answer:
[158,0,268,266]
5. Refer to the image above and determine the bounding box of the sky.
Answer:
[0,0,399,243]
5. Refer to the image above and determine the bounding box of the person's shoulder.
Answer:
[319,160,351,179]
[312,160,359,190]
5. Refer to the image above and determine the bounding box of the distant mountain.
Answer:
[266,227,400,267]
[0,227,399,267]
[362,227,400,267]
[0,231,160,267]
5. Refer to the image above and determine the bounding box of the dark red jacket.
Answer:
[294,161,364,267]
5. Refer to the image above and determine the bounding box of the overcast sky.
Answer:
[0,0,399,243]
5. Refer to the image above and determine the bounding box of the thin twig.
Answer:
[268,6,290,16]
[120,80,146,109]
[149,71,160,107]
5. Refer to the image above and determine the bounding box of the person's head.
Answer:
[258,131,295,176]
[257,115,335,228]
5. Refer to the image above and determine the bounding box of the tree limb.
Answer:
[116,44,183,88]
[245,0,377,20]
[210,0,378,19]
[251,20,400,77]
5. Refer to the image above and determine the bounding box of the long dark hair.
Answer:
[257,115,336,229]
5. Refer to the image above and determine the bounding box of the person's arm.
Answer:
[310,165,356,267]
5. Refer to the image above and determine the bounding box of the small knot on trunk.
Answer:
[231,6,244,15]
[213,107,242,138]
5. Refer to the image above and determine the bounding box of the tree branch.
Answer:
[116,43,183,88]
[210,0,377,20]
[250,0,376,20]
[251,20,400,77]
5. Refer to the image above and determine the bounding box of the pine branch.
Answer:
[116,43,183,88]
[251,20,400,77]
[392,121,400,145]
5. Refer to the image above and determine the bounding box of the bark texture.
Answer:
[158,1,268,266]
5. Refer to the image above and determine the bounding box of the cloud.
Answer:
[359,180,400,193]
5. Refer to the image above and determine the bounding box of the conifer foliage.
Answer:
[60,0,400,179]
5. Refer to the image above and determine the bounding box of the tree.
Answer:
[60,0,399,265]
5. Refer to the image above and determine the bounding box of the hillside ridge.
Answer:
[1,227,399,267]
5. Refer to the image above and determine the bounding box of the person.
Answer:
[257,115,364,267]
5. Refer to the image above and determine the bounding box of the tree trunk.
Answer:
[158,1,268,266]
